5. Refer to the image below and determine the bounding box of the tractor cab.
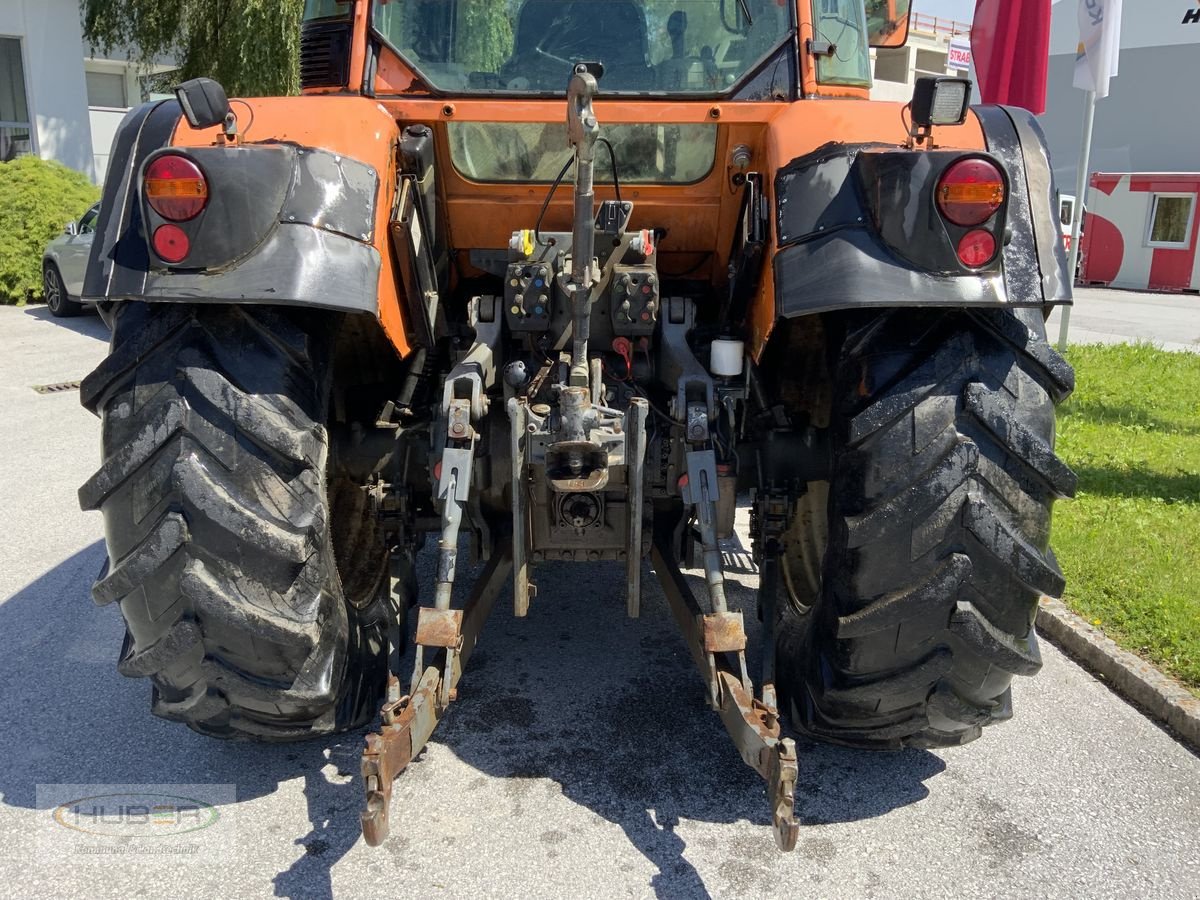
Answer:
[301,0,911,99]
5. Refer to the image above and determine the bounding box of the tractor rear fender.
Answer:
[768,104,1072,322]
[84,96,411,357]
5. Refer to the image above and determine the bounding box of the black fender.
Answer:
[772,105,1072,320]
[975,104,1073,307]
[84,101,382,315]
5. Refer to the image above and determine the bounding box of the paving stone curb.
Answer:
[1037,596,1200,752]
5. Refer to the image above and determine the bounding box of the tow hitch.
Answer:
[359,63,799,852]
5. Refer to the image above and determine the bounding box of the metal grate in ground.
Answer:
[31,380,82,395]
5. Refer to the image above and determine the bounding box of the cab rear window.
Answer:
[446,122,717,184]
[372,0,794,96]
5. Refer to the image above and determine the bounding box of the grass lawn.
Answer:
[1053,343,1200,692]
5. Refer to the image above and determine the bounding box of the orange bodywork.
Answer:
[174,0,987,362]
[172,98,411,357]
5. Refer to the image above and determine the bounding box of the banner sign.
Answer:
[948,38,973,70]
[1074,0,1123,98]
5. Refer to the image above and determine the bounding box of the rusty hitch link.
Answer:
[651,532,801,851]
[360,546,513,847]
[716,672,800,851]
[362,296,510,845]
[769,734,800,852]
[360,669,434,846]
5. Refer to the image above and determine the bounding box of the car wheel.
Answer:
[43,263,83,318]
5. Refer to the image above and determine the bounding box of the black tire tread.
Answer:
[779,307,1074,750]
[81,302,388,740]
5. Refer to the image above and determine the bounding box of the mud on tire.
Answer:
[776,308,1076,749]
[79,302,393,740]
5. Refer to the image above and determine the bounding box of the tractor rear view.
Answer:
[79,0,1075,850]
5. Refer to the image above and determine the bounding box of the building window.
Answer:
[1146,195,1195,249]
[140,71,180,103]
[0,37,33,161]
[86,71,128,109]
[914,48,949,78]
[874,47,910,83]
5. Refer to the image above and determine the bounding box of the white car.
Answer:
[41,202,100,318]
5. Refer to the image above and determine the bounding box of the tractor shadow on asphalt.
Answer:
[393,548,947,898]
[20,304,109,342]
[0,542,945,899]
[0,541,364,898]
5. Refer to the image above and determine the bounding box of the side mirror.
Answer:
[175,78,232,130]
[65,221,78,236]
[868,0,912,49]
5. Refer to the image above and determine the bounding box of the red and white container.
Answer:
[1079,172,1200,293]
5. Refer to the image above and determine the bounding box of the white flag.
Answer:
[1074,0,1123,99]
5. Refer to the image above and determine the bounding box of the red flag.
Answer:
[970,0,1053,113]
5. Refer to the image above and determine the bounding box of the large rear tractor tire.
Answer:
[79,302,396,740]
[776,308,1076,749]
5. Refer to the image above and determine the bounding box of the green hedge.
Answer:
[0,156,100,305]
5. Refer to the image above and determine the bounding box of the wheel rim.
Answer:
[44,268,61,312]
[781,481,830,615]
[329,476,391,612]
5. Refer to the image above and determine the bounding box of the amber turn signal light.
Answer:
[145,154,209,222]
[937,158,1005,227]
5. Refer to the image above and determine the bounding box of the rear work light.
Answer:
[145,155,208,221]
[937,158,1005,227]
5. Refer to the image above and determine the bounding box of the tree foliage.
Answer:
[0,157,100,305]
[456,0,515,74]
[81,0,305,98]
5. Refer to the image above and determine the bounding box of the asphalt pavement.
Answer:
[0,302,1197,899]
[1047,287,1200,353]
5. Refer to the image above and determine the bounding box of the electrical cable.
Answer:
[231,99,255,139]
[636,345,687,426]
[597,137,623,206]
[633,384,685,427]
[534,155,575,246]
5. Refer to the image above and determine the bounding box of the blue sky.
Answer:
[912,0,977,24]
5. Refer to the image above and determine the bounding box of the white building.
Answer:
[83,50,175,180]
[871,13,972,103]
[1039,0,1200,188]
[1,0,95,178]
[1,0,172,182]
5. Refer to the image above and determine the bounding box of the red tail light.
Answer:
[937,158,1005,226]
[152,224,191,263]
[145,155,208,221]
[957,229,997,268]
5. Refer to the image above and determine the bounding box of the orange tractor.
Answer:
[80,0,1075,850]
